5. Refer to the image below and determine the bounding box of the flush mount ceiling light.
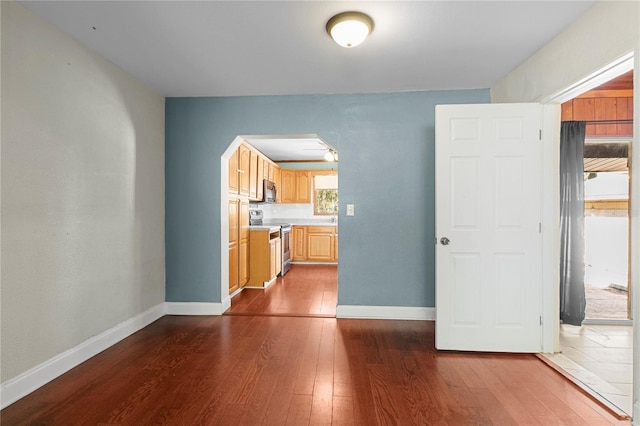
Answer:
[324,149,338,162]
[326,11,374,48]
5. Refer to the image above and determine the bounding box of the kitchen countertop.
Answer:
[264,218,338,227]
[248,225,282,232]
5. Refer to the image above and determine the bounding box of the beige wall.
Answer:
[491,1,638,103]
[492,1,639,422]
[1,2,165,382]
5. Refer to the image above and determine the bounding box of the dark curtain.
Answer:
[559,121,586,326]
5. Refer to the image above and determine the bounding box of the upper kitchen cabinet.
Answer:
[238,144,251,196]
[249,150,258,199]
[279,169,311,204]
[229,143,278,202]
[256,155,265,201]
[280,169,297,203]
[229,148,239,194]
[296,171,311,203]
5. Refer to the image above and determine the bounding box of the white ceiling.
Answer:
[243,135,336,162]
[20,0,597,98]
[19,1,597,162]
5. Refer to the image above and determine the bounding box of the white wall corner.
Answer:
[336,305,435,321]
[164,302,226,316]
[221,296,231,313]
[0,303,165,410]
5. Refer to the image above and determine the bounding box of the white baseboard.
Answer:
[0,303,165,410]
[336,305,435,321]
[164,302,226,315]
[221,296,232,313]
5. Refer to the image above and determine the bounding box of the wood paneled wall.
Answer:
[562,90,633,137]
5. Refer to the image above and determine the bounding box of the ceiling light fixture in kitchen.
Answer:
[326,11,374,48]
[324,150,338,162]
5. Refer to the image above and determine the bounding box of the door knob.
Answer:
[440,237,450,245]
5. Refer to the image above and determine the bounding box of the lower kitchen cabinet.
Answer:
[229,197,249,294]
[228,199,239,293]
[248,228,281,287]
[292,225,338,262]
[292,226,307,260]
[239,200,249,287]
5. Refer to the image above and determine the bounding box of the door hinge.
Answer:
[539,222,542,233]
[539,129,542,140]
[539,316,543,326]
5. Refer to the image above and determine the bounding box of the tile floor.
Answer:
[543,324,633,416]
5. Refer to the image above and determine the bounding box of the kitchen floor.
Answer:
[226,264,337,317]
[541,324,633,416]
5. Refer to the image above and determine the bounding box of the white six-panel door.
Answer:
[435,103,543,352]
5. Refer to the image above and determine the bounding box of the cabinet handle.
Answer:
[237,169,245,174]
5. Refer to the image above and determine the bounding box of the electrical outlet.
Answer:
[346,204,355,216]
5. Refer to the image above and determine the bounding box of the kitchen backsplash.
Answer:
[254,202,313,219]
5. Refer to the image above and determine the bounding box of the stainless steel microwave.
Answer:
[263,179,277,203]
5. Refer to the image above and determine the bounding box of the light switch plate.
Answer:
[346,204,355,216]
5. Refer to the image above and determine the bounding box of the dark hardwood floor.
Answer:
[1,316,629,425]
[226,264,337,317]
[2,265,630,425]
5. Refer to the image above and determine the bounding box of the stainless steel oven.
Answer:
[280,225,291,276]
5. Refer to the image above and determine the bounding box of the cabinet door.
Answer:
[239,200,250,286]
[229,148,239,194]
[249,150,258,200]
[239,144,251,196]
[334,232,338,261]
[296,171,311,203]
[268,163,276,182]
[293,226,307,260]
[275,237,282,276]
[228,199,240,293]
[269,239,277,279]
[257,156,265,200]
[307,227,334,261]
[229,199,239,244]
[229,243,239,293]
[280,169,296,203]
[263,158,270,180]
[274,164,281,200]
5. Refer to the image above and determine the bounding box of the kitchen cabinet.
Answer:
[239,200,250,287]
[270,237,282,278]
[307,226,335,261]
[296,171,311,203]
[273,164,281,200]
[238,144,251,196]
[229,149,239,194]
[228,199,239,293]
[280,169,297,203]
[291,225,338,262]
[262,157,270,180]
[249,150,258,200]
[256,154,265,201]
[248,228,281,287]
[292,226,307,260]
[229,198,249,293]
[279,170,311,204]
[268,163,277,183]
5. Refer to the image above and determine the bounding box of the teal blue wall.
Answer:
[165,90,489,305]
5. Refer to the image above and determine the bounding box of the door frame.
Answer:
[220,134,340,311]
[540,52,635,352]
[220,136,245,312]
